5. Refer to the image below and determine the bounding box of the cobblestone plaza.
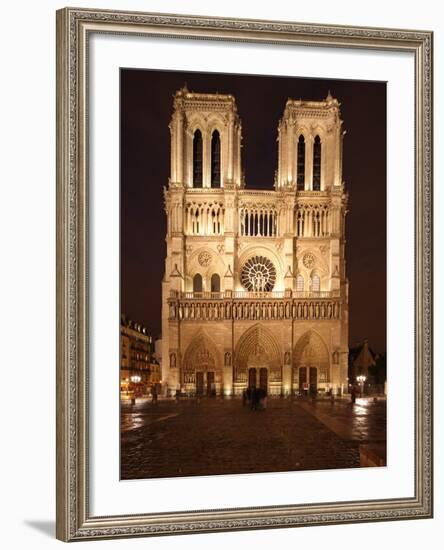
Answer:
[121,397,386,480]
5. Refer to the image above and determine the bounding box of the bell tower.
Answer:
[162,88,244,392]
[276,93,349,393]
[276,92,344,191]
[168,86,243,189]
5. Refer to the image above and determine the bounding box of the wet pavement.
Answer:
[120,396,386,480]
[297,397,386,442]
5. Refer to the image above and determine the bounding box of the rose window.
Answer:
[198,251,212,267]
[303,253,315,269]
[241,256,276,292]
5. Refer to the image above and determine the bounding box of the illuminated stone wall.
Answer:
[161,88,349,396]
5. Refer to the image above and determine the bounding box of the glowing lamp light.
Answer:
[356,375,367,397]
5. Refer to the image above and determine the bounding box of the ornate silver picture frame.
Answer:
[56,7,433,541]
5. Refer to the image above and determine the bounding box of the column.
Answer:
[282,363,292,395]
[170,124,176,183]
[186,131,193,187]
[287,123,293,184]
[277,125,282,187]
[176,112,183,184]
[280,129,287,188]
[227,114,233,184]
[235,125,242,186]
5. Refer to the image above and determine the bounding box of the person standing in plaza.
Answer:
[251,387,259,410]
[151,384,158,404]
[351,385,357,404]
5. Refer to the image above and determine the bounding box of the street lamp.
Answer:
[130,374,142,404]
[356,374,366,398]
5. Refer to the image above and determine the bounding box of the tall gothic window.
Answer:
[210,273,220,293]
[313,135,321,191]
[193,129,203,188]
[311,274,320,293]
[193,273,203,293]
[296,274,304,292]
[297,135,305,190]
[211,130,221,188]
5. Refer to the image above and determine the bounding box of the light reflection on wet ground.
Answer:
[304,398,386,443]
[120,397,386,479]
[121,410,179,432]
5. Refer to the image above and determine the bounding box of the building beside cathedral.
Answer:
[161,87,349,397]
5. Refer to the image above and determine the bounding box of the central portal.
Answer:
[234,325,282,395]
[248,367,268,390]
[196,371,216,396]
[298,366,318,393]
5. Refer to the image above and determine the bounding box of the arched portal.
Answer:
[234,325,282,395]
[293,331,330,393]
[182,333,222,395]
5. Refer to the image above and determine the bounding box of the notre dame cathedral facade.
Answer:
[162,87,349,397]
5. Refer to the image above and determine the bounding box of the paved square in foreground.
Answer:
[121,396,386,480]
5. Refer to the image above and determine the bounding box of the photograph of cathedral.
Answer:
[120,69,387,480]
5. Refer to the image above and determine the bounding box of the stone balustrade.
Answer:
[171,289,339,300]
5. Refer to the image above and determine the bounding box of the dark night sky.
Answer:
[121,69,386,352]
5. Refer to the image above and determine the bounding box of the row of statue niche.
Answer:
[171,351,335,370]
[170,351,232,368]
[170,351,292,369]
[170,300,339,320]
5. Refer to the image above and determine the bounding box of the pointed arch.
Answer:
[293,330,330,384]
[310,272,321,292]
[297,134,305,190]
[234,324,282,384]
[211,130,221,188]
[182,331,222,385]
[193,273,203,293]
[193,129,203,188]
[210,273,221,292]
[313,135,322,191]
[296,273,305,292]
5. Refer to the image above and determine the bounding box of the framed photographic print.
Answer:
[56,7,433,541]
